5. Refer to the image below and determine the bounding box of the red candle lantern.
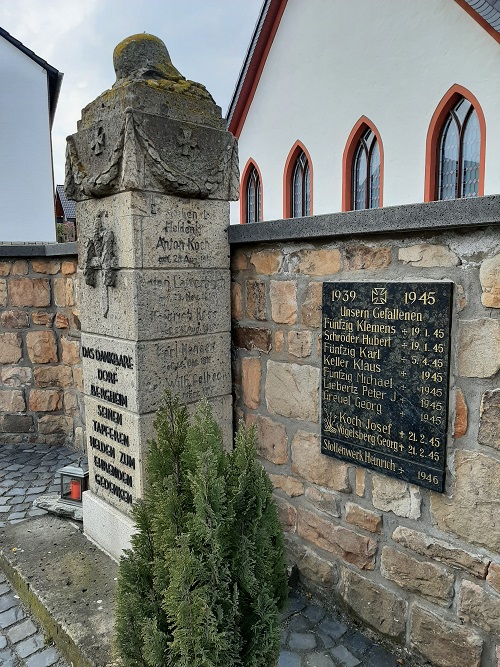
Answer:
[57,460,89,505]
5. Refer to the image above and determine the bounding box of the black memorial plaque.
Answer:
[321,281,453,492]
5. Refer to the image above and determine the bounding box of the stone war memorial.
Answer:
[64,33,238,559]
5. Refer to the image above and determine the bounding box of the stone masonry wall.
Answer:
[230,202,500,667]
[0,246,84,449]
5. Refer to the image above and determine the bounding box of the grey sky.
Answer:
[0,0,261,185]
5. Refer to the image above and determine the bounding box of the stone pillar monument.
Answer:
[65,34,238,560]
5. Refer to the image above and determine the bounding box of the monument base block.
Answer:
[82,491,136,562]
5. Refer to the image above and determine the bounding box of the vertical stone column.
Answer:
[65,34,238,560]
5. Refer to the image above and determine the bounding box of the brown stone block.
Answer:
[291,430,350,492]
[345,245,391,270]
[284,534,338,590]
[65,279,75,306]
[0,279,6,307]
[304,486,340,517]
[345,502,382,533]
[1,310,29,328]
[270,281,297,324]
[487,562,500,595]
[38,415,73,435]
[301,282,322,328]
[0,414,34,433]
[246,413,288,465]
[61,259,77,275]
[355,468,365,497]
[246,280,266,320]
[431,450,500,551]
[241,357,261,410]
[0,261,11,276]
[288,331,312,358]
[1,367,32,387]
[398,244,459,268]
[61,337,80,365]
[55,313,70,329]
[266,361,319,422]
[53,278,66,307]
[453,388,467,439]
[34,365,73,388]
[381,546,454,605]
[31,259,61,275]
[64,391,80,415]
[0,333,22,364]
[274,495,297,532]
[231,282,243,320]
[72,367,84,392]
[478,389,500,450]
[10,278,50,307]
[70,309,81,331]
[459,579,500,635]
[268,474,304,497]
[11,260,28,275]
[274,331,284,353]
[31,311,54,326]
[233,327,271,353]
[372,474,421,519]
[392,526,489,578]
[480,253,500,308]
[341,568,406,638]
[298,508,376,569]
[458,319,500,378]
[296,249,341,276]
[410,605,482,667]
[29,389,63,412]
[250,249,282,275]
[0,390,25,412]
[26,331,57,363]
[231,249,248,271]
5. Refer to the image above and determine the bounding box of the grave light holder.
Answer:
[57,459,89,504]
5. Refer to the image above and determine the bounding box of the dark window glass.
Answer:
[352,128,380,210]
[246,167,261,223]
[291,150,310,217]
[438,98,479,200]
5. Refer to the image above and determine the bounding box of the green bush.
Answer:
[115,393,288,667]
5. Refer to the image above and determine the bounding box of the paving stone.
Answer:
[0,648,16,667]
[0,506,9,513]
[0,635,6,649]
[0,595,18,613]
[279,651,301,667]
[342,631,375,656]
[26,646,60,667]
[317,630,336,649]
[318,618,348,641]
[30,487,48,494]
[7,618,37,643]
[289,632,317,650]
[9,488,27,496]
[28,509,48,517]
[303,604,326,624]
[0,585,9,596]
[8,511,27,520]
[330,645,361,666]
[8,496,26,505]
[289,614,314,632]
[304,653,335,667]
[15,633,46,658]
[365,645,400,667]
[0,605,26,628]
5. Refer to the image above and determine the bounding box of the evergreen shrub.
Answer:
[115,393,288,667]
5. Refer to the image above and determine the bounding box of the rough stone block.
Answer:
[274,495,297,532]
[0,414,33,433]
[9,278,50,307]
[0,390,25,412]
[63,390,80,415]
[410,605,482,667]
[0,261,10,276]
[0,333,22,364]
[372,474,421,519]
[345,502,381,533]
[274,331,284,352]
[231,282,243,321]
[29,389,63,412]
[459,579,500,635]
[296,249,341,276]
[458,318,500,378]
[301,282,322,328]
[33,366,73,388]
[246,413,288,464]
[340,568,406,638]
[478,389,500,450]
[1,310,29,328]
[55,313,69,329]
[1,367,32,387]
[291,430,350,491]
[345,245,391,270]
[298,508,376,570]
[0,279,6,307]
[241,357,261,409]
[231,249,248,271]
[53,278,66,307]
[31,311,53,326]
[72,367,84,392]
[11,260,28,275]
[31,259,61,275]
[38,415,73,435]
[268,474,304,497]
[355,468,365,497]
[392,526,489,578]
[381,546,454,605]
[266,361,319,422]
[285,534,338,590]
[233,327,271,353]
[453,388,467,439]
[270,281,297,324]
[431,450,500,551]
[61,259,77,275]
[480,253,500,308]
[398,244,459,267]
[26,331,57,364]
[246,280,267,320]
[250,249,281,275]
[288,331,312,357]
[61,337,80,365]
[304,486,341,517]
[487,562,500,595]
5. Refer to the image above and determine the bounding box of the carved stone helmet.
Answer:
[113,33,183,84]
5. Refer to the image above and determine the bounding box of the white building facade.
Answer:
[0,28,62,242]
[228,0,500,224]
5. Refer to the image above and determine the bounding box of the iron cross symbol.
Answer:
[91,126,106,155]
[83,212,117,317]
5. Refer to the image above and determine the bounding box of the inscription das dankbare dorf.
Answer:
[321,282,453,492]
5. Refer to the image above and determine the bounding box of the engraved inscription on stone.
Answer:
[321,282,453,492]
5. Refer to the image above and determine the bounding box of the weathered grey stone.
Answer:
[0,415,33,433]
[305,487,341,517]
[392,526,489,578]
[340,568,406,639]
[398,243,459,267]
[410,605,482,667]
[458,318,500,378]
[459,579,500,635]
[371,474,421,519]
[291,430,350,492]
[478,389,500,450]
[480,252,500,308]
[266,361,319,422]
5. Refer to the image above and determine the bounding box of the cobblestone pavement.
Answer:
[0,443,405,667]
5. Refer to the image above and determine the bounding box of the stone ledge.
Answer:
[0,242,77,257]
[228,195,500,245]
